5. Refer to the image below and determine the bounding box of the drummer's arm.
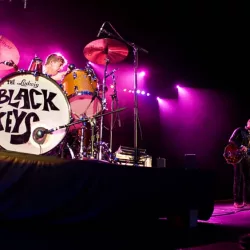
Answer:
[51,71,68,81]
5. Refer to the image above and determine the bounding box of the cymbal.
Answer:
[0,35,20,70]
[83,38,129,65]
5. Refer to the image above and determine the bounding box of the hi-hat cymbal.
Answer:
[0,35,20,70]
[83,38,129,65]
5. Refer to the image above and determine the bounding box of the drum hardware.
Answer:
[97,23,149,165]
[67,63,76,73]
[109,71,121,153]
[85,63,98,81]
[97,57,109,161]
[0,35,20,71]
[87,117,97,159]
[28,55,43,73]
[40,107,126,137]
[62,67,102,131]
[33,127,48,145]
[78,114,89,160]
[74,85,78,94]
[67,142,76,159]
[83,38,129,65]
[97,84,108,94]
[0,60,19,71]
[83,38,129,161]
[0,71,71,155]
[105,68,119,79]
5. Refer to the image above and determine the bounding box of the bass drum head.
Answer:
[0,71,71,155]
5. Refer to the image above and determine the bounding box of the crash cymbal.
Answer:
[83,38,129,65]
[0,35,20,70]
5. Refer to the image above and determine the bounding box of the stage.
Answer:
[2,151,250,249]
[0,150,215,225]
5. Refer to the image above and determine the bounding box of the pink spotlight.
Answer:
[146,93,150,96]
[176,85,180,89]
[139,71,145,77]
[123,88,127,91]
[136,90,141,94]
[141,91,145,95]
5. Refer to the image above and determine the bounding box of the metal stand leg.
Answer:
[109,72,121,153]
[78,115,88,160]
[132,47,139,165]
[89,118,96,159]
[79,126,85,159]
[98,58,109,160]
[110,95,114,153]
[97,25,148,166]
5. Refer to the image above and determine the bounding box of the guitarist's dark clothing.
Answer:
[229,127,250,148]
[229,127,250,205]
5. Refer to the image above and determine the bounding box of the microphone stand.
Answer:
[101,28,148,166]
[109,72,121,153]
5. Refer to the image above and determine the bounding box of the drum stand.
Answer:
[98,58,109,161]
[99,27,148,165]
[89,117,97,159]
[79,115,88,160]
[109,72,121,153]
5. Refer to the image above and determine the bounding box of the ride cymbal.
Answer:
[0,35,20,70]
[83,38,129,65]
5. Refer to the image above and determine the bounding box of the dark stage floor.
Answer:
[0,151,249,249]
[1,201,250,250]
[179,201,250,249]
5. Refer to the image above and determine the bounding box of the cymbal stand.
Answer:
[101,26,148,165]
[98,58,109,160]
[79,114,88,160]
[89,117,97,159]
[109,72,121,153]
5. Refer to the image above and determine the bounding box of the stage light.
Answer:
[112,88,151,97]
[139,71,146,77]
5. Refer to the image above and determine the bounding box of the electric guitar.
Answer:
[223,143,249,165]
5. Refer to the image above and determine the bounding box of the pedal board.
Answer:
[114,145,152,167]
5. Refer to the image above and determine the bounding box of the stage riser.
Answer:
[0,151,215,224]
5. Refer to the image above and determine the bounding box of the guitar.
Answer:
[223,143,249,164]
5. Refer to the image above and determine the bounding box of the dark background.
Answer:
[0,0,248,200]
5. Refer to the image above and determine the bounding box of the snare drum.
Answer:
[62,69,102,120]
[0,71,71,155]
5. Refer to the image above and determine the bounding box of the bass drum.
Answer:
[0,71,71,155]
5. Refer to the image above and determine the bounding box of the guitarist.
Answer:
[229,119,250,208]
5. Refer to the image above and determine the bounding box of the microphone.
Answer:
[32,127,49,145]
[106,68,119,78]
[97,22,106,37]
[36,129,45,138]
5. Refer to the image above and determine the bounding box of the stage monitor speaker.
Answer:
[156,157,166,168]
[184,154,197,169]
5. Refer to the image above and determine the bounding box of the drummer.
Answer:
[43,53,68,82]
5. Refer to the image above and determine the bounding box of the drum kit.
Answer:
[0,25,148,164]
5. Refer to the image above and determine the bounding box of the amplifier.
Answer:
[114,145,152,167]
